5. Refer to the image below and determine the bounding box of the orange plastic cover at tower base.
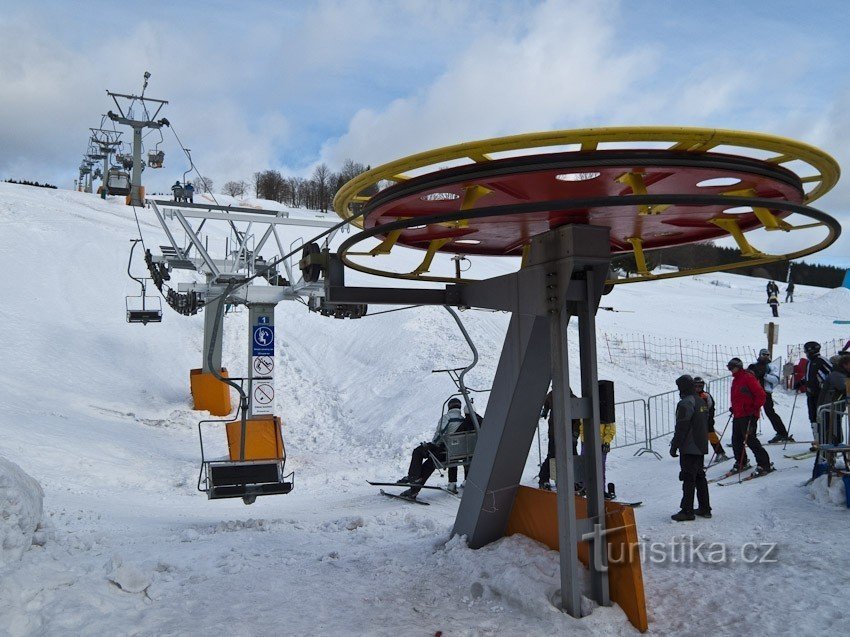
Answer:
[225,417,285,461]
[190,368,233,416]
[506,485,648,632]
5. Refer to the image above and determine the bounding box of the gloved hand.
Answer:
[601,443,610,453]
[669,446,678,458]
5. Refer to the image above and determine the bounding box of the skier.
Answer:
[727,357,772,475]
[694,376,727,461]
[785,280,795,303]
[538,390,580,490]
[446,400,483,493]
[816,353,850,445]
[171,180,184,202]
[398,398,465,499]
[766,280,779,301]
[578,416,616,497]
[184,181,195,204]
[768,293,779,317]
[752,349,791,443]
[670,375,711,521]
[798,341,833,451]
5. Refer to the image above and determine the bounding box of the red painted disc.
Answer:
[362,150,803,256]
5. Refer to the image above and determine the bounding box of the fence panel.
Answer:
[611,398,648,452]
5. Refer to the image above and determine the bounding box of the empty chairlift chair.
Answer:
[107,167,131,196]
[125,240,163,325]
[197,413,294,505]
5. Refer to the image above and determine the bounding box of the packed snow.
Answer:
[0,182,848,636]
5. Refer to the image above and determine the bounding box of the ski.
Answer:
[368,480,443,490]
[717,465,797,486]
[707,467,751,483]
[439,487,461,498]
[784,451,816,460]
[614,501,643,507]
[705,456,733,470]
[379,489,430,505]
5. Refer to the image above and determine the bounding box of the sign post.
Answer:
[764,322,779,358]
[248,304,276,417]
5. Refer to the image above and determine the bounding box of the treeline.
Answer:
[612,243,846,288]
[5,179,57,189]
[220,159,375,213]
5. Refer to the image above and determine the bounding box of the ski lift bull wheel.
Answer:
[299,242,323,283]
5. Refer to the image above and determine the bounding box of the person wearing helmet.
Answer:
[752,349,791,443]
[816,353,850,446]
[728,358,772,475]
[171,180,184,202]
[694,377,727,461]
[801,341,833,451]
[446,399,484,493]
[670,375,711,521]
[398,397,465,498]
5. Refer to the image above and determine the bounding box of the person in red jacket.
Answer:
[727,357,772,475]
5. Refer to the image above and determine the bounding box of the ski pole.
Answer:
[782,391,799,452]
[707,413,732,468]
[736,417,752,484]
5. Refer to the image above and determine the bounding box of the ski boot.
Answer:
[694,508,712,519]
[446,482,458,495]
[671,510,696,522]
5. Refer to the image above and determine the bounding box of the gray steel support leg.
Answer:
[452,312,552,548]
[578,274,610,606]
[202,291,224,374]
[550,306,582,617]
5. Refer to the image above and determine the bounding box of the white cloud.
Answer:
[321,0,656,166]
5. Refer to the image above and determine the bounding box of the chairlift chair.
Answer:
[126,240,163,325]
[107,167,131,196]
[147,150,164,168]
[197,411,294,505]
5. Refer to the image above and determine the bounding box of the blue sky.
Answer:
[1,0,849,265]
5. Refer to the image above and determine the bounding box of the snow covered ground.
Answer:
[0,182,848,636]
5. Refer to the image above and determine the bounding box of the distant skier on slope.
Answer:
[768,293,779,317]
[670,374,711,522]
[694,376,728,461]
[397,398,465,499]
[752,349,792,443]
[766,280,779,301]
[785,280,795,303]
[728,357,772,475]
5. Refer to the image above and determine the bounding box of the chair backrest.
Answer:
[444,430,477,463]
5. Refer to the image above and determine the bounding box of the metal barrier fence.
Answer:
[788,338,847,363]
[610,398,649,453]
[559,358,784,460]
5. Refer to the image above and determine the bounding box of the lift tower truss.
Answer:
[107,72,169,206]
[89,128,122,199]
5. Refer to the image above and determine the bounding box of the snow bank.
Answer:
[0,456,44,569]
[807,474,849,507]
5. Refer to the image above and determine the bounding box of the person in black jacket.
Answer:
[538,390,580,490]
[799,341,833,451]
[670,375,711,522]
[446,400,483,493]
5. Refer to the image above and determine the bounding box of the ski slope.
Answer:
[0,182,848,636]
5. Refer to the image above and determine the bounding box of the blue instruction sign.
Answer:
[252,325,275,356]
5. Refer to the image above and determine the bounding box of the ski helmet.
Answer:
[726,357,743,371]
[804,341,821,355]
[758,348,770,358]
[693,376,705,388]
[448,397,462,409]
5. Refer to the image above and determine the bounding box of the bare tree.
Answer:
[222,179,247,198]
[192,176,214,193]
[312,163,331,212]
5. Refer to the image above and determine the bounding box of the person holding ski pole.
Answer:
[670,375,711,521]
[752,349,792,443]
[728,358,772,475]
[694,376,728,462]
[798,341,833,452]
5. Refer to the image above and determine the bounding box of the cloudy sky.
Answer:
[2,0,849,265]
